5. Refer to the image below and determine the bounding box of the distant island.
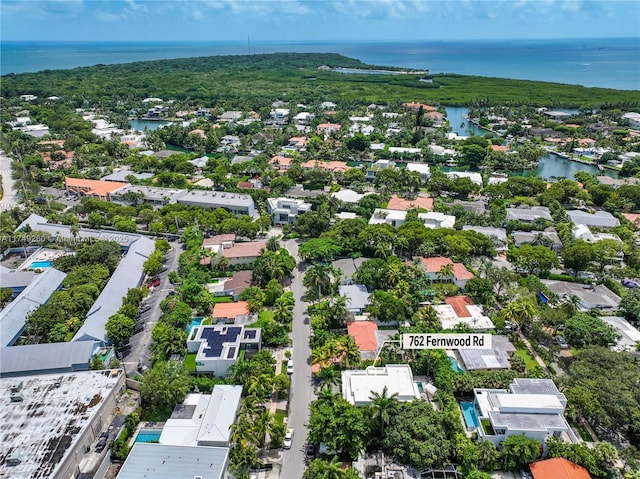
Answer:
[2,52,639,108]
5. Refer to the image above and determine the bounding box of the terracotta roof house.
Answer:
[434,295,494,330]
[269,155,293,172]
[416,256,474,289]
[189,129,207,139]
[300,160,351,173]
[623,212,640,227]
[201,234,265,266]
[490,144,508,152]
[316,123,342,134]
[386,195,433,211]
[212,301,251,324]
[64,178,128,201]
[347,321,378,355]
[42,150,74,169]
[403,102,436,111]
[530,458,591,479]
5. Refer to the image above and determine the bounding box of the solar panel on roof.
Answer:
[244,330,257,339]
[227,347,236,358]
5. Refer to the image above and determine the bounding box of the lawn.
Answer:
[259,310,275,322]
[211,296,232,303]
[184,353,197,372]
[514,347,540,371]
[274,409,287,425]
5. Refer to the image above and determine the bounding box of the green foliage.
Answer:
[507,244,559,276]
[564,314,621,349]
[620,289,640,323]
[499,434,541,470]
[564,348,640,444]
[105,313,135,348]
[298,237,343,263]
[141,361,192,416]
[383,400,455,470]
[308,394,369,459]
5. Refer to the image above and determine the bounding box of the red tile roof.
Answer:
[222,241,267,259]
[444,296,474,318]
[237,181,255,189]
[65,178,127,197]
[386,195,433,211]
[269,156,293,169]
[623,213,640,226]
[490,144,507,152]
[403,102,436,111]
[347,321,378,352]
[417,256,474,280]
[212,301,249,319]
[202,234,236,248]
[300,160,351,173]
[530,458,591,479]
[317,123,342,131]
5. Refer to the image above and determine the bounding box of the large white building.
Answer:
[187,325,261,376]
[469,378,578,452]
[267,197,312,226]
[342,364,421,406]
[0,370,126,479]
[368,209,455,229]
[159,386,243,447]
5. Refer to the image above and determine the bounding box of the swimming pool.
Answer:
[134,429,162,443]
[448,356,463,373]
[30,260,52,269]
[186,317,204,334]
[461,402,480,429]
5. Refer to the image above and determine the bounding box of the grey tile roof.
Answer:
[72,235,155,343]
[0,268,67,346]
[0,341,97,377]
[339,284,371,311]
[117,443,229,479]
[567,209,620,228]
[458,335,515,371]
[506,206,552,222]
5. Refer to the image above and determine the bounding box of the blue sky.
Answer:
[2,0,638,42]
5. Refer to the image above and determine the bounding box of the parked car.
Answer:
[622,279,640,288]
[286,359,294,375]
[138,304,151,314]
[305,444,316,458]
[283,428,294,449]
[147,277,160,288]
[95,437,108,452]
[555,336,569,349]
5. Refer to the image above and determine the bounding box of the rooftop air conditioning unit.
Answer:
[10,392,24,402]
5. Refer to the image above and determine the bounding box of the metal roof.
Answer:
[117,443,229,479]
[0,268,67,346]
[0,341,98,377]
[339,284,371,311]
[72,235,155,343]
[197,385,242,445]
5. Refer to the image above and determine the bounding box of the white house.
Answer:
[445,171,483,187]
[406,162,431,181]
[159,386,243,447]
[365,159,395,180]
[369,209,455,229]
[187,325,261,376]
[267,197,312,226]
[470,378,577,452]
[342,365,421,406]
[434,296,494,331]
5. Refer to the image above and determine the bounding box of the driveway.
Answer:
[280,239,315,479]
[0,150,18,211]
[122,241,181,377]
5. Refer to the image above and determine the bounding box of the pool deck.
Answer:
[17,247,69,271]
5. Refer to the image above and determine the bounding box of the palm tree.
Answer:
[374,242,391,260]
[437,262,455,282]
[247,373,274,399]
[304,264,332,300]
[315,364,341,389]
[338,335,361,369]
[393,236,409,258]
[386,261,403,288]
[252,410,274,449]
[319,456,349,479]
[501,300,536,331]
[274,301,293,324]
[311,347,331,367]
[317,385,338,403]
[417,305,440,330]
[262,253,285,281]
[369,386,399,437]
[266,235,280,252]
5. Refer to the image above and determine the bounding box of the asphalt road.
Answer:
[122,241,181,377]
[0,150,18,211]
[281,239,315,479]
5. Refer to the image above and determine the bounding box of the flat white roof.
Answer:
[0,370,123,479]
[342,364,420,405]
[434,304,494,330]
[600,316,640,351]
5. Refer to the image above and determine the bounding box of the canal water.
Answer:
[443,106,617,180]
[129,119,170,131]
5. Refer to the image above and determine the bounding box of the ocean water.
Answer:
[2,38,639,90]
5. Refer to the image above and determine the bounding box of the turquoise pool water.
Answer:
[417,382,424,393]
[134,429,162,443]
[448,356,463,373]
[461,402,480,429]
[30,260,52,269]
[186,317,204,334]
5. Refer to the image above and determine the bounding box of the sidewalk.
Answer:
[269,347,289,415]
